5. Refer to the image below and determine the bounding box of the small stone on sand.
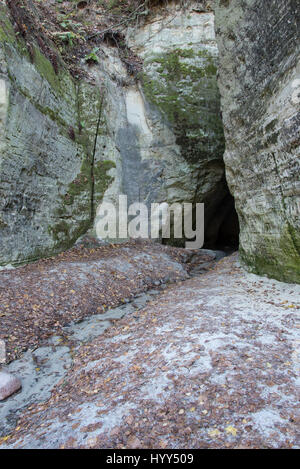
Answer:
[0,371,21,401]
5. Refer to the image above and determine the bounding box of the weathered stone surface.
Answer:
[90,1,229,246]
[0,4,114,266]
[214,0,300,283]
[0,371,21,401]
[0,1,232,264]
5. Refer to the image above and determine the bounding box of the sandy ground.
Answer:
[0,253,299,449]
[0,241,198,363]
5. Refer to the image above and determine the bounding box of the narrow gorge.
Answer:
[0,0,299,451]
[1,0,298,282]
[1,1,236,269]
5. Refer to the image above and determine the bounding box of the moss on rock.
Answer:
[141,47,225,165]
[0,4,115,265]
[94,160,115,208]
[239,223,300,284]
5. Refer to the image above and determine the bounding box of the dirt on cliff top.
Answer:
[4,0,211,79]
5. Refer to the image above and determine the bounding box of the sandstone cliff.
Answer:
[0,1,229,265]
[0,0,299,284]
[0,3,114,265]
[214,0,300,283]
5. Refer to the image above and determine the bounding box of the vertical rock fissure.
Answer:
[90,94,104,224]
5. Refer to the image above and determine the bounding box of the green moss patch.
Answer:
[240,223,300,284]
[141,48,225,165]
[94,160,115,207]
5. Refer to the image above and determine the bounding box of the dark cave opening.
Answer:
[203,192,240,252]
[161,187,240,252]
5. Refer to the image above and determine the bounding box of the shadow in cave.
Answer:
[161,187,240,253]
[203,191,239,253]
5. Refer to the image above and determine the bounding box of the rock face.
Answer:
[214,0,300,283]
[0,1,230,264]
[92,1,228,246]
[0,4,114,266]
[1,0,298,283]
[127,3,226,221]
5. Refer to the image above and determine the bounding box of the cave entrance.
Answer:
[203,189,240,252]
[161,184,240,252]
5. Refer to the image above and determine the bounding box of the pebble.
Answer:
[0,371,22,401]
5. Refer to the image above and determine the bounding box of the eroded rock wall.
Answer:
[0,5,113,265]
[0,1,228,264]
[92,1,227,245]
[214,0,300,283]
